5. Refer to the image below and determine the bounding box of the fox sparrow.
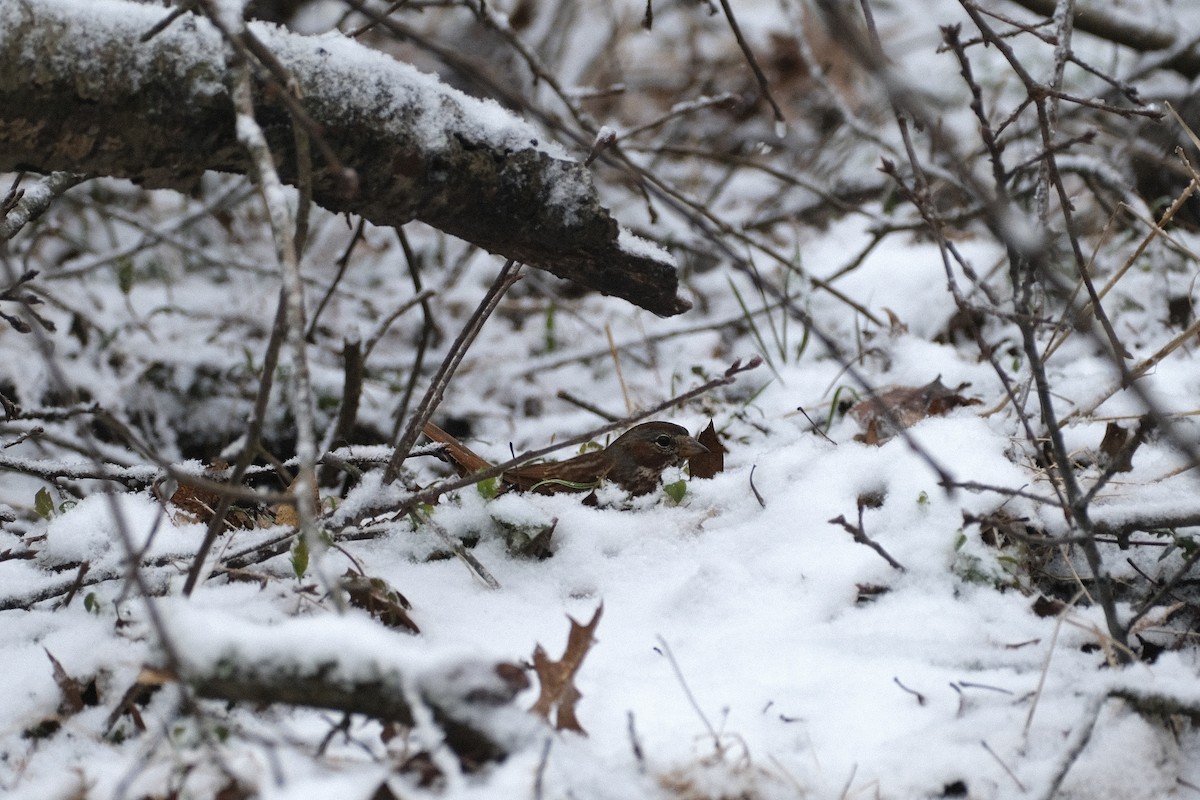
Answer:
[422,420,708,496]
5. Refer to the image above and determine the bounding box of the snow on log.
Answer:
[0,0,690,315]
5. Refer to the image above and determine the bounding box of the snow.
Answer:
[5,0,1200,798]
[163,601,473,682]
[618,226,676,267]
[38,492,186,571]
[10,0,568,159]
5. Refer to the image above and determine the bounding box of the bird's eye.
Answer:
[654,434,673,448]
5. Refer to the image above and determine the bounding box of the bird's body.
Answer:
[422,420,707,496]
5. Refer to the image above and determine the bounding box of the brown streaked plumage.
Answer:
[422,421,708,496]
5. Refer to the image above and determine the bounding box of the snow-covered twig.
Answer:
[0,172,85,242]
[167,610,532,768]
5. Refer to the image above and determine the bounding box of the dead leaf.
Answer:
[399,751,443,788]
[164,479,265,530]
[529,604,603,734]
[165,483,221,523]
[508,520,556,559]
[1135,634,1165,664]
[1032,595,1067,618]
[688,420,725,480]
[31,651,101,740]
[1168,294,1194,329]
[973,510,1034,548]
[1098,422,1129,466]
[883,307,908,334]
[855,583,890,603]
[849,377,981,443]
[934,307,985,345]
[103,667,168,736]
[857,491,885,510]
[214,777,255,800]
[859,416,884,445]
[135,665,175,686]
[274,473,320,529]
[341,571,419,634]
[1098,420,1146,474]
[45,649,85,713]
[368,780,404,800]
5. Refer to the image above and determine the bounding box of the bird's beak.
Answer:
[679,436,709,458]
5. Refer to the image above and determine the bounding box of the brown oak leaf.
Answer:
[688,419,725,479]
[849,377,981,444]
[529,604,603,734]
[46,649,87,713]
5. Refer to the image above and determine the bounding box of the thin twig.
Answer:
[139,0,198,42]
[554,390,621,422]
[389,226,437,439]
[410,509,500,589]
[606,324,633,415]
[306,217,365,342]
[382,259,521,485]
[1024,591,1079,736]
[656,636,723,757]
[715,0,785,129]
[1034,694,1107,800]
[318,335,364,487]
[828,508,906,572]
[981,739,1026,792]
[533,736,552,800]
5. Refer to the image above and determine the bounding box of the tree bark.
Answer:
[0,0,690,316]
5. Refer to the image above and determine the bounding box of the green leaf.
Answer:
[116,257,135,295]
[291,536,309,579]
[826,385,859,433]
[477,476,499,500]
[727,274,780,381]
[84,593,100,614]
[794,318,811,362]
[663,479,687,504]
[916,491,929,506]
[34,487,54,520]
[883,186,900,215]
[544,304,557,352]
